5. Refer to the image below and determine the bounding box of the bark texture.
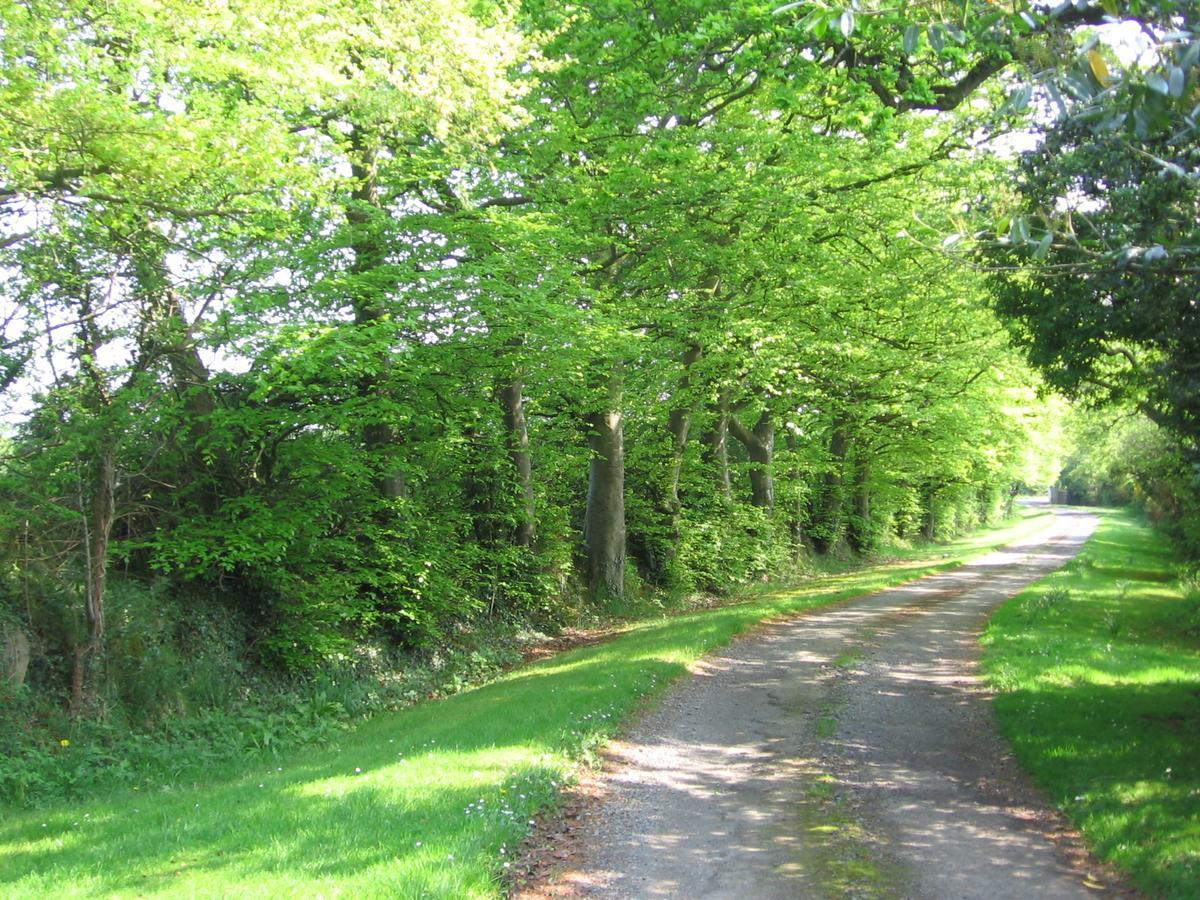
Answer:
[705,393,733,502]
[78,445,115,712]
[1,625,30,690]
[584,373,625,600]
[71,291,117,715]
[664,345,703,518]
[729,409,775,509]
[498,376,537,548]
[847,461,873,553]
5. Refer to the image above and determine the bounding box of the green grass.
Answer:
[982,511,1200,898]
[0,510,1053,898]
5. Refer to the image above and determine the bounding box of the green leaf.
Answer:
[928,25,945,54]
[1134,107,1151,137]
[903,25,920,55]
[1008,215,1030,245]
[1045,80,1066,114]
[1146,72,1170,95]
[1168,66,1186,97]
[1181,41,1200,70]
[838,10,855,39]
[802,9,828,36]
[1006,85,1032,113]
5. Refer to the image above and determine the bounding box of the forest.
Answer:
[1,0,1197,803]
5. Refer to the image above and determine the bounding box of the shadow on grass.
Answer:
[986,511,1200,898]
[996,681,1200,897]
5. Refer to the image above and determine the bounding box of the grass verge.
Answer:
[982,511,1200,898]
[0,510,1053,898]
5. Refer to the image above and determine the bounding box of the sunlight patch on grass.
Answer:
[983,511,1200,898]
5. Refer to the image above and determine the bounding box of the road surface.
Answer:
[520,507,1124,899]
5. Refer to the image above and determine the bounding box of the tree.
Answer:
[0,0,1078,720]
[982,3,1200,453]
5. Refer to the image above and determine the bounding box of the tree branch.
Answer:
[837,3,1109,113]
[727,412,762,452]
[0,231,33,250]
[476,195,535,210]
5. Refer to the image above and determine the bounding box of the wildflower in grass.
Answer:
[58,739,70,748]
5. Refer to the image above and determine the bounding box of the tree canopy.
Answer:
[0,0,1190,720]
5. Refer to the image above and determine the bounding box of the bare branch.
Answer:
[0,231,34,250]
[475,195,535,210]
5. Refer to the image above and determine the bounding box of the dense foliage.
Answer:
[983,0,1200,555]
[0,0,1189,764]
[1058,411,1200,556]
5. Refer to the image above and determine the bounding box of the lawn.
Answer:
[983,511,1200,898]
[0,510,1054,898]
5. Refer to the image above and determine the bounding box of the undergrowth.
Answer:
[0,509,1048,811]
[0,628,527,808]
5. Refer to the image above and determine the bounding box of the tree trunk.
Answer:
[131,240,215,420]
[584,371,625,600]
[642,342,704,575]
[498,376,536,548]
[729,409,775,509]
[847,461,873,553]
[784,430,805,553]
[69,437,115,717]
[72,291,117,716]
[348,131,385,302]
[705,392,733,502]
[75,445,115,715]
[463,426,496,546]
[810,420,849,554]
[131,239,220,509]
[70,645,86,715]
[665,344,703,517]
[921,480,941,541]
[1,624,30,690]
[348,129,405,499]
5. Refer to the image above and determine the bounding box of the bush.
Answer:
[673,502,791,595]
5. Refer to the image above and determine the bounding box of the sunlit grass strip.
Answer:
[0,511,1052,899]
[982,512,1200,898]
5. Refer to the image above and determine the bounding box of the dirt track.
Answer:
[517,506,1129,899]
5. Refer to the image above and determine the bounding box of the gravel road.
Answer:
[519,506,1128,899]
